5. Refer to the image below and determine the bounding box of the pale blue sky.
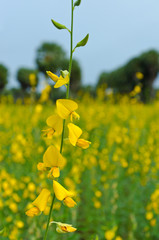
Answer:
[1,0,159,88]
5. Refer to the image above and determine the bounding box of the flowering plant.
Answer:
[25,1,90,239]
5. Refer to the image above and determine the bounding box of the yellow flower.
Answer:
[50,221,77,233]
[115,237,122,240]
[136,72,144,80]
[105,230,115,240]
[145,211,153,220]
[134,85,141,94]
[25,189,50,217]
[95,190,102,198]
[15,220,24,229]
[67,123,91,149]
[53,180,76,208]
[56,99,80,121]
[42,114,63,138]
[25,206,40,217]
[37,162,46,171]
[94,200,101,208]
[9,202,18,213]
[28,182,36,192]
[42,145,65,178]
[46,71,69,88]
[46,71,58,82]
[150,218,156,226]
[29,73,36,86]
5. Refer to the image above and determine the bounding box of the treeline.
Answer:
[0,42,82,101]
[98,50,159,102]
[0,45,159,102]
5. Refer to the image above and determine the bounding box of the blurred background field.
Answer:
[0,39,159,240]
[1,0,159,239]
[1,95,159,239]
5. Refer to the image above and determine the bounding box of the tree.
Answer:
[0,64,8,90]
[36,42,66,75]
[17,68,39,90]
[139,50,159,101]
[97,50,159,101]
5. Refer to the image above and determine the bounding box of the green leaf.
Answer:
[75,34,89,49]
[51,19,67,31]
[74,0,81,7]
[0,228,5,235]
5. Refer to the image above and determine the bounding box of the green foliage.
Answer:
[139,50,159,101]
[74,34,89,50]
[74,0,81,7]
[0,227,5,235]
[78,85,96,98]
[97,50,159,102]
[17,68,39,90]
[51,19,70,32]
[36,42,66,75]
[0,64,8,90]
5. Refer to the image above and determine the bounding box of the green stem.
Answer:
[67,0,74,98]
[43,194,55,240]
[43,1,74,239]
[60,119,66,153]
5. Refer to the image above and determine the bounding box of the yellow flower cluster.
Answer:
[25,72,91,234]
[2,88,159,238]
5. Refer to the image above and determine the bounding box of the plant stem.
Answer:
[67,0,74,99]
[43,194,55,240]
[43,1,74,239]
[60,0,74,153]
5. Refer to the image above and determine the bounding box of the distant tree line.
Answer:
[0,42,82,99]
[0,47,159,102]
[0,64,8,90]
[97,50,159,102]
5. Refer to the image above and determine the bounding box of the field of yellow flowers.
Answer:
[1,97,159,240]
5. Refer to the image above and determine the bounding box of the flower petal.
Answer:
[64,197,76,208]
[70,111,80,122]
[61,225,77,233]
[76,139,91,149]
[46,114,63,135]
[43,145,64,168]
[32,189,51,212]
[50,221,77,233]
[56,99,78,119]
[25,206,40,217]
[53,181,73,201]
[52,167,60,178]
[46,71,58,82]
[67,123,82,146]
[54,75,69,88]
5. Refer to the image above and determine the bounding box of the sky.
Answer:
[1,0,159,88]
